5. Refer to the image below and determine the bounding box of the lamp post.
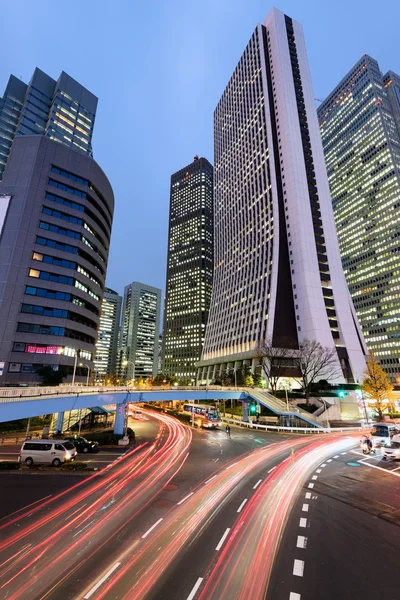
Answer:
[79,362,90,386]
[71,350,80,386]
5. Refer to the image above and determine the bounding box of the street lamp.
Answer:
[71,350,80,386]
[79,362,90,386]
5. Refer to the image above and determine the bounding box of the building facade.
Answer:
[198,8,367,384]
[318,57,400,379]
[94,287,122,380]
[119,282,161,380]
[0,135,114,384]
[0,68,96,180]
[162,156,213,379]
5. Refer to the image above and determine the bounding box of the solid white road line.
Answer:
[299,518,307,528]
[178,492,194,506]
[142,518,163,539]
[305,492,311,500]
[205,475,216,485]
[358,460,400,477]
[253,479,263,490]
[308,483,314,489]
[289,593,301,600]
[215,528,231,551]
[311,475,318,480]
[302,504,309,512]
[267,466,276,473]
[83,562,121,599]
[296,535,307,549]
[237,499,248,513]
[293,559,304,577]
[186,577,204,600]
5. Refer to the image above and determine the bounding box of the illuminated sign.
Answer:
[0,195,11,238]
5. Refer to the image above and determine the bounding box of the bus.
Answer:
[182,404,221,428]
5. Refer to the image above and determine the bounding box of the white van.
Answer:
[19,439,77,467]
[370,424,400,448]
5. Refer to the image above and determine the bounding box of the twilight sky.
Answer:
[2,0,399,300]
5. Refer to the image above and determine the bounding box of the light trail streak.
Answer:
[0,411,192,600]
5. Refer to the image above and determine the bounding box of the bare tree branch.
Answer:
[294,339,341,404]
[255,337,292,394]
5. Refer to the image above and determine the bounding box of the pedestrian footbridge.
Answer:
[0,385,321,434]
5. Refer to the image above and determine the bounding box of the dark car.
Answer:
[64,436,99,454]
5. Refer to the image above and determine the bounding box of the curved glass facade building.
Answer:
[198,8,367,384]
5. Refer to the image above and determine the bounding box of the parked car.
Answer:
[64,436,99,453]
[382,441,400,461]
[19,439,77,467]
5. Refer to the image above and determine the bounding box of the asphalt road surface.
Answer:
[0,414,398,600]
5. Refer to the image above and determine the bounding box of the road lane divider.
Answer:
[267,466,276,473]
[299,518,307,528]
[253,479,263,490]
[215,528,231,551]
[204,475,217,485]
[301,504,309,512]
[83,562,121,599]
[305,492,311,499]
[311,475,318,480]
[237,499,248,513]
[187,577,204,600]
[289,593,301,600]
[177,492,194,506]
[293,559,304,577]
[142,518,163,539]
[296,535,307,549]
[308,482,314,489]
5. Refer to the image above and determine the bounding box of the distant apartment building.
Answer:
[318,56,400,379]
[119,282,161,380]
[94,287,122,380]
[198,8,367,385]
[162,156,213,379]
[0,69,113,385]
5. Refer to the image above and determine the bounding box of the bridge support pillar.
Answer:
[114,403,125,435]
[55,412,64,434]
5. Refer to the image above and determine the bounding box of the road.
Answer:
[0,413,398,599]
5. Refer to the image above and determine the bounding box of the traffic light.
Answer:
[337,390,346,398]
[249,401,257,415]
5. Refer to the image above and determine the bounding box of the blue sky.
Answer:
[2,0,399,300]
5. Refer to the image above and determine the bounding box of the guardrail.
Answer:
[221,416,367,435]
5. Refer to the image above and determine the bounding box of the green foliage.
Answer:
[37,365,67,386]
[243,374,254,387]
[362,353,394,419]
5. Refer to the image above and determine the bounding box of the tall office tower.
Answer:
[318,57,400,379]
[119,282,161,380]
[94,287,122,380]
[162,156,213,379]
[198,7,367,384]
[0,68,96,180]
[0,72,113,385]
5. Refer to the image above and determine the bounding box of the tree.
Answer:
[243,374,254,387]
[37,365,67,386]
[294,339,341,404]
[362,353,393,420]
[256,338,292,394]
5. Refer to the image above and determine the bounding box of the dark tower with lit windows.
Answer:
[162,156,213,379]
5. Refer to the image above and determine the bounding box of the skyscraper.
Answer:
[119,282,161,380]
[162,156,213,379]
[318,57,400,379]
[0,68,96,180]
[94,287,122,380]
[198,8,367,384]
[0,70,113,385]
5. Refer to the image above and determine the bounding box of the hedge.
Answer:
[0,461,20,470]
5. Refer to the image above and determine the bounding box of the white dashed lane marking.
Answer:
[296,535,307,549]
[301,504,309,512]
[311,475,318,480]
[305,492,311,499]
[308,483,314,489]
[293,559,304,577]
[299,518,307,528]
[289,593,301,600]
